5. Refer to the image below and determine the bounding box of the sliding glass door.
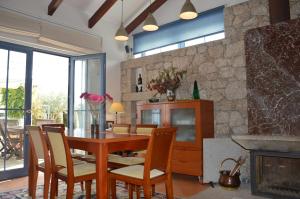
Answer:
[0,41,106,180]
[0,43,32,180]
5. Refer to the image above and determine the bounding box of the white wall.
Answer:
[0,0,125,105]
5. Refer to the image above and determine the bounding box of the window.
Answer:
[133,6,224,58]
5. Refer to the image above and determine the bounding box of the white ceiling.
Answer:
[62,0,249,29]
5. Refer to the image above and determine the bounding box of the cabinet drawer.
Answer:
[172,149,203,176]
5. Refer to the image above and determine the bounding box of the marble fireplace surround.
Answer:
[232,18,300,153]
[232,135,300,153]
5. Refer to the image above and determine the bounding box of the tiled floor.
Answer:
[0,173,268,199]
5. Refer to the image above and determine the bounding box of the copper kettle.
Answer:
[218,158,241,188]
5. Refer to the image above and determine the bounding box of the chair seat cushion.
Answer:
[58,163,95,177]
[110,165,164,179]
[108,155,145,166]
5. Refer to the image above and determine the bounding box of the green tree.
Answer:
[0,86,25,119]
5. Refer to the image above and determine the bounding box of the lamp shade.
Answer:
[180,0,198,20]
[115,23,129,41]
[143,13,159,31]
[109,102,124,113]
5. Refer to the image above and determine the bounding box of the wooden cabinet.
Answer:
[136,100,214,176]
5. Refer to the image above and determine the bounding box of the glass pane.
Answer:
[160,44,179,53]
[134,53,142,59]
[170,108,195,142]
[73,59,101,136]
[256,155,300,198]
[0,50,26,172]
[141,109,161,126]
[204,32,225,42]
[0,49,8,113]
[144,48,160,56]
[0,111,24,171]
[32,52,68,128]
[185,37,205,47]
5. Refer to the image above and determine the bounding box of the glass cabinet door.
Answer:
[141,109,161,126]
[170,108,196,142]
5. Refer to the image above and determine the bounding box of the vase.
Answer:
[91,117,99,137]
[166,89,176,101]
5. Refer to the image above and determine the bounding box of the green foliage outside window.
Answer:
[0,86,25,119]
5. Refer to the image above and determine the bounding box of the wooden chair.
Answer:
[111,124,131,134]
[0,120,23,160]
[135,124,158,136]
[109,127,176,199]
[44,126,96,199]
[41,123,65,131]
[41,124,86,191]
[27,126,51,199]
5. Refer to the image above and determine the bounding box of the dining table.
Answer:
[67,131,149,199]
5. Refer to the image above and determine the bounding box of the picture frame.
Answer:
[105,120,114,129]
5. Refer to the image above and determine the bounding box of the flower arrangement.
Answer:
[80,92,113,121]
[146,67,187,96]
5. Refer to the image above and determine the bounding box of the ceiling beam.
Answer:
[89,0,118,28]
[48,0,63,16]
[125,0,167,34]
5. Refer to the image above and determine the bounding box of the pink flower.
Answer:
[80,92,113,104]
[80,92,114,120]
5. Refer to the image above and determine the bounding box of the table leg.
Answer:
[96,144,108,199]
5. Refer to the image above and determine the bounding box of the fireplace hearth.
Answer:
[250,150,300,199]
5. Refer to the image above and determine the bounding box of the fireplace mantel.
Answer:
[232,135,300,153]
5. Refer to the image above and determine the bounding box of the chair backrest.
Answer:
[111,124,131,134]
[143,127,176,178]
[26,126,50,167]
[44,126,73,174]
[136,124,158,136]
[41,123,65,132]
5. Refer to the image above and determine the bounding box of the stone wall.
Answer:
[290,0,300,19]
[120,0,299,137]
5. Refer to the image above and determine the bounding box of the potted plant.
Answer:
[147,67,186,101]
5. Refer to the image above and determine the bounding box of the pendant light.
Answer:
[115,0,128,41]
[180,0,198,20]
[143,0,159,31]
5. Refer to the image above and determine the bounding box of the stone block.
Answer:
[199,62,216,74]
[233,3,250,15]
[208,45,224,58]
[225,41,244,58]
[219,67,235,78]
[193,53,208,66]
[186,46,197,55]
[216,124,231,135]
[230,111,244,126]
[232,55,245,67]
[225,81,247,100]
[216,111,230,123]
[232,125,248,134]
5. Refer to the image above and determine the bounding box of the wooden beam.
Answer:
[125,0,167,34]
[269,0,290,24]
[89,0,118,28]
[48,0,63,16]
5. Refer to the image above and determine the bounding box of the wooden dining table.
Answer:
[67,131,149,199]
